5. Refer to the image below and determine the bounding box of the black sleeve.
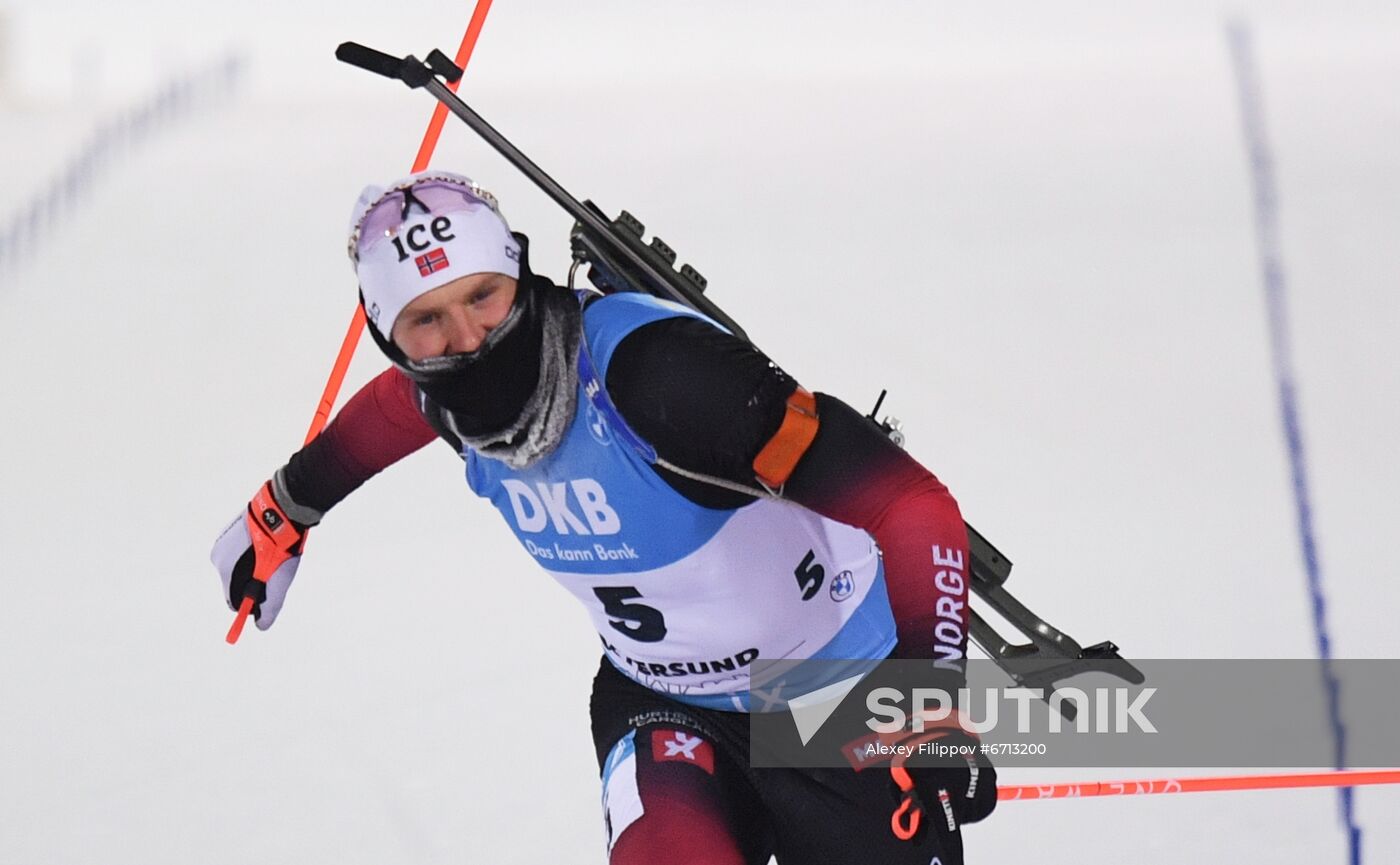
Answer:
[604,315,796,507]
[604,315,941,518]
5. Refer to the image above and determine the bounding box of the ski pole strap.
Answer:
[246,481,303,583]
[752,387,818,491]
[890,764,923,841]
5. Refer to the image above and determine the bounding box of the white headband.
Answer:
[348,171,520,339]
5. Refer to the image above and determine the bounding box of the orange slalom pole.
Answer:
[226,0,496,645]
[998,769,1400,801]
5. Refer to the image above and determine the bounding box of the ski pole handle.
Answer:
[224,484,308,644]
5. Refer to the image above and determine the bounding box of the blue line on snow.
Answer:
[1226,21,1361,865]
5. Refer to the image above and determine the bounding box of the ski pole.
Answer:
[998,769,1400,801]
[225,0,496,645]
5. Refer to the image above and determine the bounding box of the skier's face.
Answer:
[392,273,519,361]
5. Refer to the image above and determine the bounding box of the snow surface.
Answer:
[2,2,1398,862]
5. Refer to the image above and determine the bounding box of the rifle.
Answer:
[335,43,1146,712]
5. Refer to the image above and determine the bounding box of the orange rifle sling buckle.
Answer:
[752,387,819,492]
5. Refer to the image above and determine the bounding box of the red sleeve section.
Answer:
[321,367,437,475]
[848,463,971,665]
[783,394,971,665]
[278,367,438,515]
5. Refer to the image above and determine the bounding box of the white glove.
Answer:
[210,480,307,631]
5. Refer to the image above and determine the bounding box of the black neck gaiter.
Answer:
[363,234,571,441]
[414,282,545,435]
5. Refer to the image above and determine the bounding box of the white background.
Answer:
[2,2,1398,862]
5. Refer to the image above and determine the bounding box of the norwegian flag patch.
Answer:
[415,248,449,276]
[651,729,715,775]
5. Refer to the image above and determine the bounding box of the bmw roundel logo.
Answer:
[586,400,612,446]
[829,570,855,602]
